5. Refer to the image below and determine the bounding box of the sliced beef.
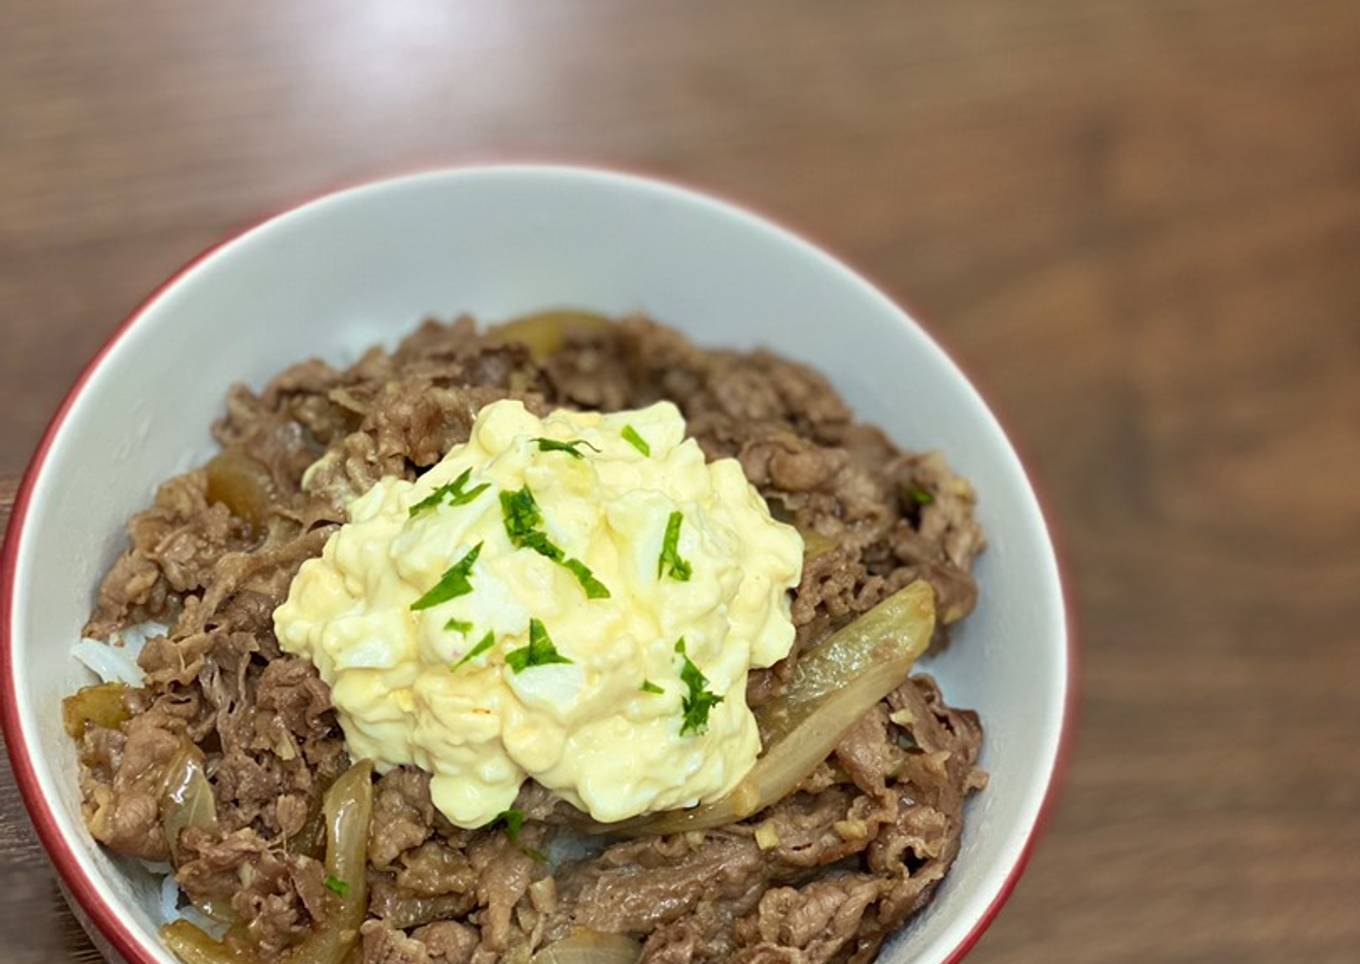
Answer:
[86,470,251,637]
[80,702,193,861]
[359,918,481,964]
[370,768,438,870]
[361,921,434,964]
[257,656,336,742]
[549,833,769,939]
[467,832,539,951]
[369,874,478,931]
[393,842,480,907]
[176,827,330,953]
[175,827,268,904]
[75,313,986,961]
[413,921,480,964]
[730,875,887,963]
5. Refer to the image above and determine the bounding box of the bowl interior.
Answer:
[4,166,1067,964]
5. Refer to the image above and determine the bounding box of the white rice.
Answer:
[72,621,167,686]
[151,865,226,934]
[158,869,180,923]
[137,859,192,927]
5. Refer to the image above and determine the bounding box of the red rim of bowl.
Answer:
[0,162,1077,964]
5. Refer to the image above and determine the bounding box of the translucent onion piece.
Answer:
[189,897,236,925]
[769,507,831,563]
[532,930,642,964]
[204,447,275,529]
[159,760,375,964]
[162,747,219,866]
[161,920,247,964]
[486,310,615,361]
[61,682,129,739]
[619,580,934,836]
[286,759,375,964]
[798,527,836,563]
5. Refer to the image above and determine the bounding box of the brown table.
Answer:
[3,1,1359,961]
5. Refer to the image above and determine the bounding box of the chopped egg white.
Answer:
[275,399,803,828]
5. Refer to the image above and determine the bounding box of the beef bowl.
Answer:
[0,165,1070,964]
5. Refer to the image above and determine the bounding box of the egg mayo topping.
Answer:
[275,399,803,828]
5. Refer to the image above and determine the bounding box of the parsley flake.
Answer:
[532,437,601,460]
[323,875,349,897]
[410,543,482,611]
[505,619,573,673]
[621,425,651,456]
[452,630,496,671]
[490,808,545,861]
[494,808,525,840]
[640,679,664,694]
[675,637,723,736]
[500,486,544,543]
[657,511,693,582]
[500,486,611,599]
[500,487,563,560]
[909,487,934,506]
[444,618,473,634]
[563,558,611,599]
[409,467,490,517]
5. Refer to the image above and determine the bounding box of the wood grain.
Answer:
[3,1,1359,961]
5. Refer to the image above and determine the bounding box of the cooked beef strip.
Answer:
[73,315,984,962]
[413,921,481,964]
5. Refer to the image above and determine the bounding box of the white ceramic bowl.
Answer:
[1,165,1070,964]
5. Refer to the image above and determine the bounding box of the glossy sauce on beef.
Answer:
[74,316,986,963]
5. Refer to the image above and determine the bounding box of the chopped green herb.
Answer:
[563,554,610,597]
[409,489,447,517]
[563,558,611,599]
[452,630,496,671]
[490,808,544,860]
[505,618,574,673]
[657,511,693,582]
[500,486,611,598]
[495,808,525,841]
[444,618,474,634]
[640,679,664,694]
[524,529,566,561]
[500,487,563,560]
[621,424,651,456]
[409,467,490,517]
[909,487,934,506]
[675,637,724,736]
[410,543,483,611]
[500,486,544,543]
[532,437,601,460]
[323,875,349,897]
[448,481,491,506]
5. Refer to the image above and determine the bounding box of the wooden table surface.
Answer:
[3,1,1359,961]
